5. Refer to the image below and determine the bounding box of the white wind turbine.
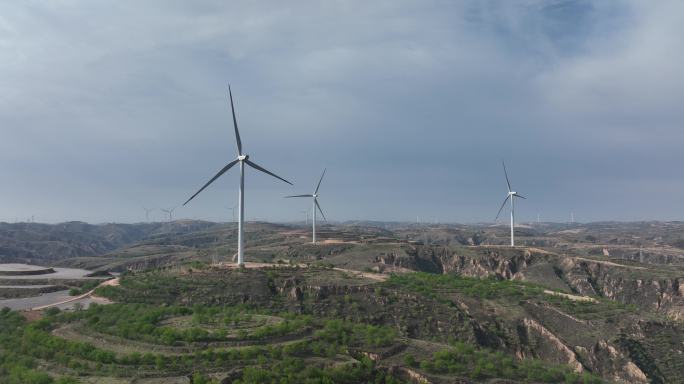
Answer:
[300,209,311,225]
[161,207,176,223]
[225,205,237,222]
[183,85,292,265]
[143,207,154,222]
[285,169,327,244]
[495,161,526,247]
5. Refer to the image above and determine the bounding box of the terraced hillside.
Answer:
[2,265,609,383]
[1,221,683,383]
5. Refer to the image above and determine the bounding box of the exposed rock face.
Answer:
[378,248,444,274]
[584,340,649,384]
[287,287,302,302]
[377,245,684,320]
[369,245,683,382]
[560,257,684,320]
[438,249,534,280]
[598,246,684,266]
[517,318,583,373]
[387,367,434,384]
[623,362,649,383]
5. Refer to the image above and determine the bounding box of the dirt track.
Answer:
[31,277,119,311]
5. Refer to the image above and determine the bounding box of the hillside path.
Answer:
[31,277,119,311]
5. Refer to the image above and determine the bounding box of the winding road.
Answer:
[31,277,119,311]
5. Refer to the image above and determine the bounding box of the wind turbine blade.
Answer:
[228,84,243,156]
[495,195,511,221]
[245,159,293,185]
[514,193,527,199]
[315,199,327,221]
[284,194,314,198]
[183,159,239,206]
[314,168,326,194]
[502,160,512,192]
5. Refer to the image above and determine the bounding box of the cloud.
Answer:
[0,1,681,223]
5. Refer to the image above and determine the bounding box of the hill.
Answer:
[1,221,683,383]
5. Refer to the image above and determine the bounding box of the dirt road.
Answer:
[31,277,119,311]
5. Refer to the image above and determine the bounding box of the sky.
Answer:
[0,0,683,224]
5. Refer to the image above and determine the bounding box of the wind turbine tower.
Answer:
[495,161,526,247]
[161,207,176,223]
[300,209,311,225]
[285,169,327,244]
[225,205,237,222]
[183,85,292,265]
[143,207,154,222]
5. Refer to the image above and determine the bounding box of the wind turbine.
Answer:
[183,85,292,265]
[161,207,176,223]
[285,169,327,244]
[143,207,154,222]
[300,209,310,225]
[495,161,526,247]
[225,205,237,222]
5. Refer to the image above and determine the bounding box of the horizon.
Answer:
[2,218,682,227]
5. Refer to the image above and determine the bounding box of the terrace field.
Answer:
[1,221,683,383]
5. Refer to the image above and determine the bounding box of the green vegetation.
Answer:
[0,303,406,382]
[0,304,600,384]
[384,272,635,320]
[67,280,101,296]
[3,220,683,383]
[316,319,396,348]
[0,309,79,384]
[58,303,312,345]
[235,356,402,384]
[542,291,637,320]
[384,272,545,302]
[0,306,346,379]
[419,343,603,383]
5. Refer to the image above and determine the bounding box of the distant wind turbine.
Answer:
[300,209,311,225]
[285,169,327,243]
[225,205,237,222]
[143,207,154,222]
[183,85,292,265]
[495,161,526,247]
[161,207,176,223]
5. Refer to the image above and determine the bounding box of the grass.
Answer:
[383,272,544,302]
[418,342,603,383]
[383,272,637,320]
[3,266,639,384]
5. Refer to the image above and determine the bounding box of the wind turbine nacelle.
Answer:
[238,154,249,161]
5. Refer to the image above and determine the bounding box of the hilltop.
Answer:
[1,220,683,383]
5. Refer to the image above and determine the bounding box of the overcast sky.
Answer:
[1,1,682,224]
